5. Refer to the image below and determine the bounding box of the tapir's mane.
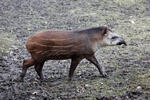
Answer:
[75,26,106,34]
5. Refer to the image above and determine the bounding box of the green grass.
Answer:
[0,33,15,56]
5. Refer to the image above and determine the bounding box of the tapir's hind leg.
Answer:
[34,62,45,80]
[20,58,35,81]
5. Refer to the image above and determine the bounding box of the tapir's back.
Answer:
[26,30,92,61]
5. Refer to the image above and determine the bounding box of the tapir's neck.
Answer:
[92,40,104,52]
[87,33,104,52]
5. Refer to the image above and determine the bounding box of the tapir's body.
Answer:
[20,26,126,81]
[26,30,96,61]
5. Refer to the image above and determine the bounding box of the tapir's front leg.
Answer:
[68,57,83,81]
[86,55,107,77]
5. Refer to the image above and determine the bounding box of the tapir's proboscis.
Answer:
[20,26,127,81]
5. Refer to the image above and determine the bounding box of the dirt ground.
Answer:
[0,0,150,99]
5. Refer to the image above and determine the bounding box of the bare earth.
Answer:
[0,0,150,99]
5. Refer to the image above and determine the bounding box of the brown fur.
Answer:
[20,26,108,81]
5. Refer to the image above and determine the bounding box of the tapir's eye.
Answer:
[111,36,118,39]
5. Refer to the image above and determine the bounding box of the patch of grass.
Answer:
[137,73,150,86]
[0,33,15,56]
[114,0,147,8]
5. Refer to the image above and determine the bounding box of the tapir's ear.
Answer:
[102,27,107,35]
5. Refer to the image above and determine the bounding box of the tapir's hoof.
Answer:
[68,77,72,81]
[35,76,48,82]
[14,77,24,82]
[101,72,108,78]
[38,78,47,82]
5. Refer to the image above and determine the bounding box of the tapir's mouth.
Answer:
[117,41,127,46]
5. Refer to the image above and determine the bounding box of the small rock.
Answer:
[130,20,135,24]
[85,84,89,88]
[136,86,142,90]
[100,82,103,85]
[32,91,38,95]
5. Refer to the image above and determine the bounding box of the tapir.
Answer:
[20,26,127,81]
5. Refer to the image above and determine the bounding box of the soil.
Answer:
[0,0,150,100]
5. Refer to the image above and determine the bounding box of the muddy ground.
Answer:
[0,0,150,99]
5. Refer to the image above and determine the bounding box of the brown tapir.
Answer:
[20,26,126,81]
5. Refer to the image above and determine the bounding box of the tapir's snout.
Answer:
[117,40,127,46]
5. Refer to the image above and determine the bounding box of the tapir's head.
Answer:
[99,27,127,46]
